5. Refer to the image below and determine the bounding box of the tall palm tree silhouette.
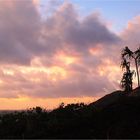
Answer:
[122,46,140,87]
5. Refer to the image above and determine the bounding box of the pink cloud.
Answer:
[0,0,138,102]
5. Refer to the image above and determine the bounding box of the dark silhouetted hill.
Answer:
[1,88,140,138]
[90,90,124,109]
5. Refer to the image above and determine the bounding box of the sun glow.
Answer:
[0,96,100,110]
[58,55,76,65]
[0,64,69,86]
[19,65,68,82]
[55,51,78,65]
[47,66,67,81]
[3,69,15,76]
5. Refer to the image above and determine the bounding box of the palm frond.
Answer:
[121,46,133,59]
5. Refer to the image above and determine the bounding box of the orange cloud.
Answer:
[89,44,103,56]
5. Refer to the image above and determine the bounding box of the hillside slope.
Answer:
[90,90,124,108]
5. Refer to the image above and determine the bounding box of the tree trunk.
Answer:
[135,59,140,87]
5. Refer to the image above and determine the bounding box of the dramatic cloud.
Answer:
[42,2,120,55]
[0,0,138,107]
[0,0,41,64]
[0,0,120,64]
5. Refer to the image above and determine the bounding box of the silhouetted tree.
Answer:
[122,46,140,87]
[33,106,43,114]
[121,71,134,92]
[121,58,134,92]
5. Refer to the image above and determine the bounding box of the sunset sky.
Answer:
[0,0,140,110]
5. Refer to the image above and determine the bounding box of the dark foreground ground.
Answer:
[0,89,140,139]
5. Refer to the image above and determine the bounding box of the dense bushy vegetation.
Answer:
[1,94,140,139]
